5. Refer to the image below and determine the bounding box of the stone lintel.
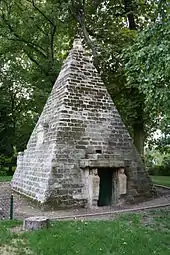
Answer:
[79,159,125,169]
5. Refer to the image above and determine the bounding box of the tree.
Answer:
[0,53,37,173]
[69,0,161,155]
[0,0,75,168]
[0,0,75,84]
[124,0,170,141]
[0,0,167,159]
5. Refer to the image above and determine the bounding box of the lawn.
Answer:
[151,176,170,187]
[0,176,12,182]
[0,209,170,255]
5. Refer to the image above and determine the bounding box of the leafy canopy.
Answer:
[124,1,170,124]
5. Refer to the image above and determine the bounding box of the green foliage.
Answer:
[0,0,74,84]
[0,54,36,159]
[0,155,16,176]
[145,132,170,176]
[149,165,170,176]
[0,0,76,161]
[124,1,170,125]
[82,0,157,134]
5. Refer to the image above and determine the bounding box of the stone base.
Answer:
[23,217,50,231]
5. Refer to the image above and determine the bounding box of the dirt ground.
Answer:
[0,182,170,220]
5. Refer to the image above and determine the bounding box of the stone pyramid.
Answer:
[11,39,153,208]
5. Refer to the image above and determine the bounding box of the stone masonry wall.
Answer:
[11,39,153,208]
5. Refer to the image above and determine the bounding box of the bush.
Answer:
[0,155,16,176]
[149,165,170,176]
[146,151,170,176]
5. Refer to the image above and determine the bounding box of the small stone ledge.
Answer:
[79,159,125,169]
[154,184,170,190]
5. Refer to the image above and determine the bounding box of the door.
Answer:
[98,168,113,206]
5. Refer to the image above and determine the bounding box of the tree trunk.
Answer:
[124,0,145,156]
[124,0,137,30]
[8,164,13,176]
[133,122,145,157]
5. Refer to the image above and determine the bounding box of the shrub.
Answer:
[148,165,170,176]
[0,155,16,176]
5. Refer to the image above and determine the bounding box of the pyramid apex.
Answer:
[72,38,84,50]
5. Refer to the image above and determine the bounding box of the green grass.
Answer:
[0,209,170,255]
[0,176,12,182]
[151,176,170,187]
[0,220,22,244]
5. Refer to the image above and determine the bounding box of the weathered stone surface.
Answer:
[0,208,3,218]
[118,168,127,195]
[11,38,154,208]
[23,217,50,231]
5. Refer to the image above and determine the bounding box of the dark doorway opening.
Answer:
[98,168,113,206]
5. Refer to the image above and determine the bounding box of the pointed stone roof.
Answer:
[11,39,153,208]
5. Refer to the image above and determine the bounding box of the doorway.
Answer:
[98,168,113,206]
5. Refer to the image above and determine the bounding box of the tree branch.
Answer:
[4,37,47,58]
[26,0,56,27]
[24,51,50,79]
[50,25,56,64]
[0,15,47,58]
[123,0,137,30]
[26,0,57,65]
[70,0,100,72]
[92,0,103,9]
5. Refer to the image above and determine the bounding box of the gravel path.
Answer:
[0,182,170,220]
